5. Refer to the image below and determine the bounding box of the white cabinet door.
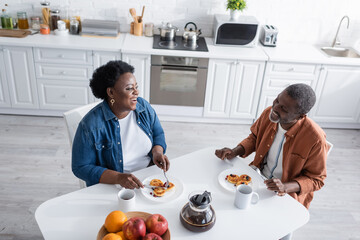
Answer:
[204,59,237,117]
[230,61,265,119]
[93,51,121,69]
[0,48,11,108]
[312,65,360,124]
[3,46,39,109]
[122,53,150,101]
[257,62,320,118]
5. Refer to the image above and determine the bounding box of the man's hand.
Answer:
[215,145,245,160]
[264,179,300,196]
[215,147,236,160]
[117,173,144,189]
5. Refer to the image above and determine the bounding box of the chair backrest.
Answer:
[63,102,100,188]
[63,102,100,148]
[326,140,334,156]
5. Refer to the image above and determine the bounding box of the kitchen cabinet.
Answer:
[257,62,321,117]
[0,48,11,108]
[93,51,121,69]
[2,46,39,109]
[34,47,95,111]
[122,53,150,101]
[311,65,360,125]
[204,58,265,121]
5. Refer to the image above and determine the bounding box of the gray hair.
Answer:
[285,83,316,115]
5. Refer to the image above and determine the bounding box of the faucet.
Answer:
[331,15,350,48]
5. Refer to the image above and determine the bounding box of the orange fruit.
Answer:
[116,231,126,239]
[104,211,128,233]
[102,233,122,240]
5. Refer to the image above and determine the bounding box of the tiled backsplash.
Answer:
[4,0,360,46]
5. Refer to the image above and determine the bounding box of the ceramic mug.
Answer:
[117,189,136,212]
[234,184,259,209]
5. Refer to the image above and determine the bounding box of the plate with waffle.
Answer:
[218,167,260,192]
[141,174,184,202]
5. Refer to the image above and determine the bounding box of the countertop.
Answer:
[1,32,360,66]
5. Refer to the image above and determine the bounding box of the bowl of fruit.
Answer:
[97,211,170,240]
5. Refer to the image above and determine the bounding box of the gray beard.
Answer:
[269,109,280,123]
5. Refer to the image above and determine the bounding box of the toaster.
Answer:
[260,25,278,47]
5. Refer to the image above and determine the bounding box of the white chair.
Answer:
[63,102,100,188]
[326,140,334,156]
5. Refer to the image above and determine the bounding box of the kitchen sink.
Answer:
[320,46,360,58]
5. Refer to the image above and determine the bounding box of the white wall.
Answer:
[4,0,360,46]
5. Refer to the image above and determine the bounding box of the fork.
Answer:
[163,170,170,188]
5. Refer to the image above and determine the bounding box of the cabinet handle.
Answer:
[61,71,67,75]
[288,67,294,72]
[58,54,65,58]
[61,94,67,98]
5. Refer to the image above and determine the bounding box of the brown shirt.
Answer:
[240,106,328,209]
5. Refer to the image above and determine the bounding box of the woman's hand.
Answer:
[117,173,144,189]
[153,152,170,171]
[152,145,170,171]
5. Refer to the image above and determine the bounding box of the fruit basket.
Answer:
[97,211,171,240]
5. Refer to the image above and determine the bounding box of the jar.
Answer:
[40,1,50,26]
[50,9,60,30]
[17,11,29,29]
[30,16,41,30]
[69,17,79,35]
[144,22,154,37]
[40,24,50,34]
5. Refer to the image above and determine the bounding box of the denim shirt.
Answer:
[72,97,167,186]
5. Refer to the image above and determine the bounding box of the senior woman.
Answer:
[72,60,169,189]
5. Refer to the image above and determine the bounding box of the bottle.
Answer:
[50,9,60,30]
[17,11,29,29]
[1,7,13,29]
[1,9,6,28]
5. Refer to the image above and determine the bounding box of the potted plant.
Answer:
[226,0,246,20]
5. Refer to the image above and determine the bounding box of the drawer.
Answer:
[35,63,93,80]
[264,77,315,90]
[34,48,93,65]
[37,80,94,110]
[268,62,317,75]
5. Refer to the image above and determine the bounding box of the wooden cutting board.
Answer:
[0,29,31,38]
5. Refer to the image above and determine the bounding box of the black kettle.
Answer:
[182,22,202,42]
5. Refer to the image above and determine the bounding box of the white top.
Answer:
[118,111,152,172]
[35,147,309,240]
[262,124,287,179]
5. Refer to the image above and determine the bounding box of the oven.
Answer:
[150,55,209,107]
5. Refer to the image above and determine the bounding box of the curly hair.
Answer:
[285,83,316,115]
[89,60,135,100]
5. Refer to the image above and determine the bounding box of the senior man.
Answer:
[215,84,329,239]
[216,83,329,208]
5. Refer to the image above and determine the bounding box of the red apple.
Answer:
[123,217,146,240]
[145,214,168,236]
[142,233,163,240]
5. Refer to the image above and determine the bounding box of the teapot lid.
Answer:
[189,191,211,209]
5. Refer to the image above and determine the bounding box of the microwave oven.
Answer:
[213,14,259,47]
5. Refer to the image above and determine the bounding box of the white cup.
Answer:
[234,184,259,209]
[117,189,136,212]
